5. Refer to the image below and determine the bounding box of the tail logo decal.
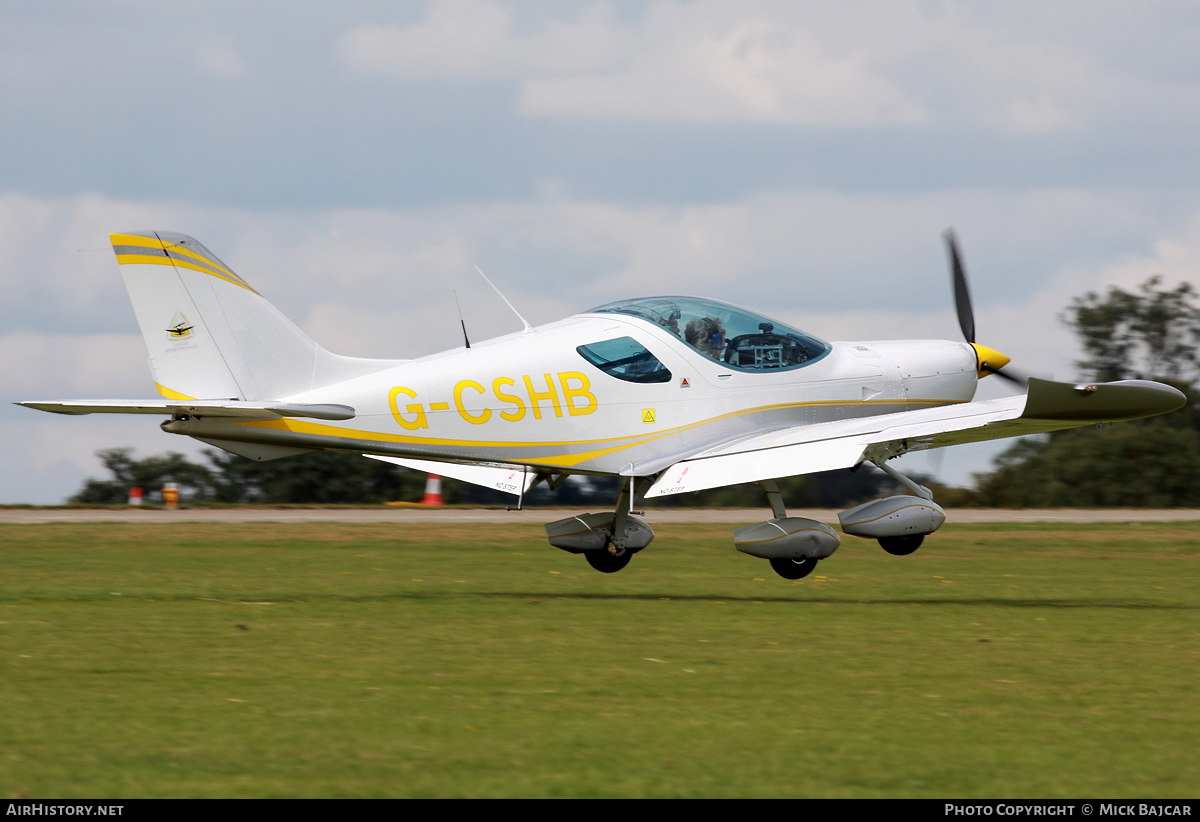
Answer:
[166,312,194,340]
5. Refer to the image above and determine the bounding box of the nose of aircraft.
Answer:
[970,343,1011,378]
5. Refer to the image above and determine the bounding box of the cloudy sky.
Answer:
[3,0,1200,503]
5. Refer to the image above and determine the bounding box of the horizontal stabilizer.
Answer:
[16,399,355,421]
[366,455,537,497]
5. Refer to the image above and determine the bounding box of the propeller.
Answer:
[942,228,1028,388]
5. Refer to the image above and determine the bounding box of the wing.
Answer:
[645,378,1186,498]
[16,399,356,421]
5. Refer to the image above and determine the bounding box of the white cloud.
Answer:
[519,12,924,125]
[336,0,1170,130]
[1095,213,1200,292]
[341,0,923,126]
[987,94,1079,134]
[194,35,246,78]
[338,0,621,78]
[0,333,150,397]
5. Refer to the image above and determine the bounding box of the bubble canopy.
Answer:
[588,296,831,372]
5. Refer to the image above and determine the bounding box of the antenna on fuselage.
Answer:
[473,264,534,334]
[452,289,471,349]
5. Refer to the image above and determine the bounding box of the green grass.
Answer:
[1,520,1198,798]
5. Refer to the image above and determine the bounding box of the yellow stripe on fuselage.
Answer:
[234,416,670,451]
[231,397,964,469]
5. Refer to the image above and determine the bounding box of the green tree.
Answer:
[976,277,1200,507]
[70,448,217,504]
[70,447,602,506]
[70,445,908,509]
[1063,276,1200,387]
[203,449,425,504]
[977,421,1200,507]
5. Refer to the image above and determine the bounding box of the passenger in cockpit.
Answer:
[685,317,726,359]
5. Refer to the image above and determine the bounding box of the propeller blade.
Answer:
[982,363,1029,388]
[944,228,975,344]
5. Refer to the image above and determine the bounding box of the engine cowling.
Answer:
[838,495,946,539]
[733,517,841,560]
[544,512,654,553]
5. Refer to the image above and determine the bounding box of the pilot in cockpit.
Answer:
[657,307,682,337]
[685,316,726,359]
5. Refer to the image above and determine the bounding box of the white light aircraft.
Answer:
[20,231,1186,578]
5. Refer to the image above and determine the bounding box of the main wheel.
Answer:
[879,534,924,556]
[769,557,817,580]
[586,548,632,573]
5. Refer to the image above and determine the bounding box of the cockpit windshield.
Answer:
[588,296,830,372]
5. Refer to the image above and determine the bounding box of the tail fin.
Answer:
[111,231,400,401]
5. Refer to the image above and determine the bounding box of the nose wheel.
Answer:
[879,534,924,555]
[586,546,633,573]
[769,557,818,579]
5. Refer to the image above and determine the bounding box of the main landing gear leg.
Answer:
[838,459,944,556]
[760,479,787,520]
[873,460,933,556]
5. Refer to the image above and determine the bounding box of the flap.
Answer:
[365,454,538,497]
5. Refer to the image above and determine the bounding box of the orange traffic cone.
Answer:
[421,474,443,506]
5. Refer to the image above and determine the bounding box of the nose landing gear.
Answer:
[586,546,632,573]
[769,556,818,579]
[544,477,654,573]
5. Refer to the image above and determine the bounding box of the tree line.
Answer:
[972,277,1200,506]
[71,278,1200,508]
[70,445,904,508]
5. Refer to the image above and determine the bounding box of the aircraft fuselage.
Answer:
[162,313,979,475]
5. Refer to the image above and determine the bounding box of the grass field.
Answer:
[1,519,1198,798]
